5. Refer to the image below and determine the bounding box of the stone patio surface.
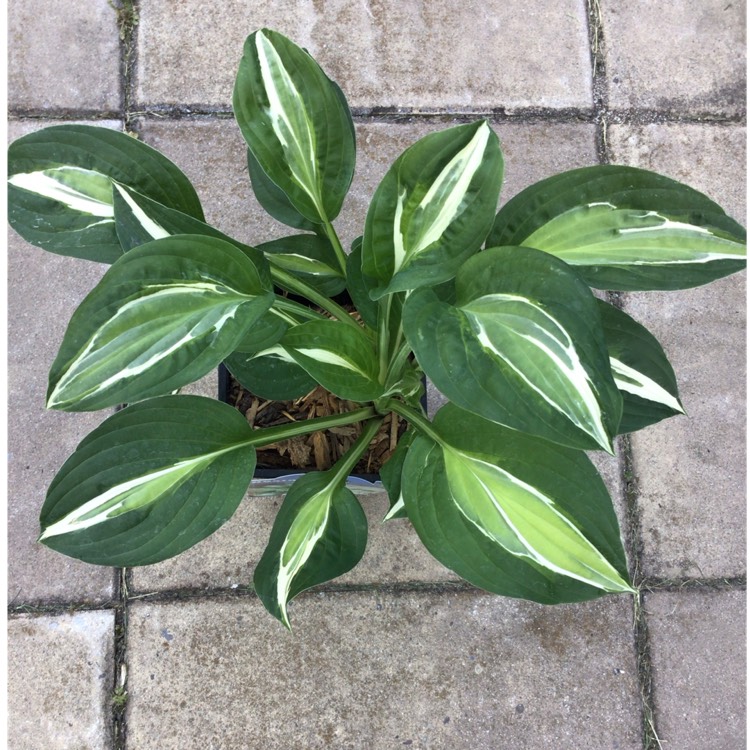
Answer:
[7,1,746,749]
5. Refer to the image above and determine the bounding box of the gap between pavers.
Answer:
[125,591,641,750]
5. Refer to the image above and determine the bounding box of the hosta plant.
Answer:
[8,29,746,628]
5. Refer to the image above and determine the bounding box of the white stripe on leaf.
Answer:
[276,486,333,627]
[39,445,241,539]
[525,205,744,265]
[267,253,337,276]
[10,166,114,217]
[610,357,684,413]
[289,347,369,376]
[411,122,491,256]
[113,183,170,239]
[48,283,251,408]
[255,30,322,215]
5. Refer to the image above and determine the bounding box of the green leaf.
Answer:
[597,300,685,434]
[259,234,346,297]
[281,319,382,402]
[487,165,746,291]
[380,428,417,521]
[224,348,316,401]
[8,124,204,263]
[39,396,256,566]
[346,238,379,330]
[47,235,274,411]
[403,246,622,452]
[247,148,319,231]
[402,405,633,603]
[254,471,368,627]
[233,29,356,224]
[231,306,294,355]
[112,181,246,252]
[361,120,503,298]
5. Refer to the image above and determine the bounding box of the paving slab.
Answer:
[137,118,598,254]
[601,0,746,115]
[645,588,746,749]
[609,123,746,578]
[135,0,592,110]
[8,0,121,112]
[8,610,115,750]
[126,592,640,749]
[8,120,120,604]
[131,489,459,591]
[131,446,629,593]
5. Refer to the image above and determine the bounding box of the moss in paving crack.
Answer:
[112,568,129,750]
[109,0,139,41]
[619,433,664,750]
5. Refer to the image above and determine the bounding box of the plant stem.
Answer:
[270,267,361,332]
[383,340,412,390]
[322,219,348,275]
[385,399,444,445]
[329,417,384,485]
[271,296,327,322]
[377,297,392,383]
[245,406,376,448]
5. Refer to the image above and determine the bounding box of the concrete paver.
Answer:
[609,124,747,578]
[8,0,121,111]
[645,589,746,750]
[6,0,747,747]
[601,0,746,114]
[8,121,118,604]
[126,593,641,749]
[131,490,460,592]
[8,611,115,750]
[136,0,592,110]
[137,119,598,255]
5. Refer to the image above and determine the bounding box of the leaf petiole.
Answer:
[270,266,362,332]
[244,406,376,448]
[322,219,349,276]
[385,398,444,446]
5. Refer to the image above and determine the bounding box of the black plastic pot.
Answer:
[218,363,387,496]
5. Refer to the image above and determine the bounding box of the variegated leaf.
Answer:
[597,300,685,434]
[247,148,319,231]
[281,319,382,402]
[403,246,622,452]
[487,165,746,291]
[259,234,346,297]
[47,235,274,411]
[380,428,417,521]
[111,181,257,255]
[361,120,503,298]
[402,404,633,602]
[346,238,379,330]
[224,346,317,401]
[39,396,256,565]
[254,471,368,627]
[8,124,204,263]
[233,29,356,224]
